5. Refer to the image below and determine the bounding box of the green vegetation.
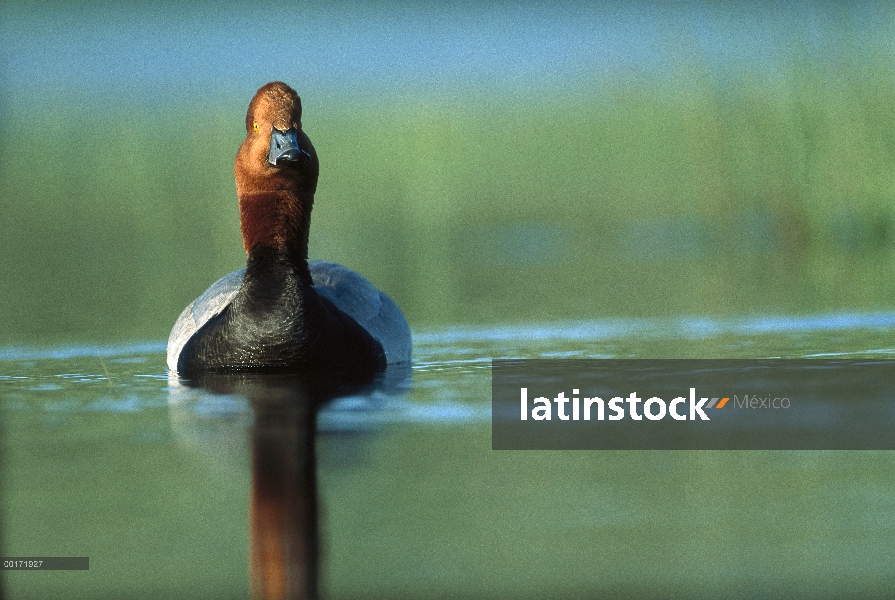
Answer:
[3,62,895,346]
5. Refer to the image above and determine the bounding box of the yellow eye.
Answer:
[253,122,259,132]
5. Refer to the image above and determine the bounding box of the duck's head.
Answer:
[235,82,320,257]
[235,81,319,196]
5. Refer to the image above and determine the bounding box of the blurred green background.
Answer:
[3,1,895,347]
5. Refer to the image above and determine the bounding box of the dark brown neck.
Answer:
[239,190,312,270]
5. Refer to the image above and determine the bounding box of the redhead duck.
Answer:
[167,82,411,375]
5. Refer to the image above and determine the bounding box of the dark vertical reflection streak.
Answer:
[177,366,410,600]
[249,386,318,600]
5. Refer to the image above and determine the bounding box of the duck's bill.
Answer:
[268,127,311,166]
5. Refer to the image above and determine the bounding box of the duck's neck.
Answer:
[239,190,313,286]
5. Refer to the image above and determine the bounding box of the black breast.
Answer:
[176,250,385,375]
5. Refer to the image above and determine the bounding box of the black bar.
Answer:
[1,557,89,570]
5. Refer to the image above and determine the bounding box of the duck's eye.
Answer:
[253,122,259,132]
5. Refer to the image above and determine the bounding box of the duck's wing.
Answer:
[309,260,412,364]
[166,268,246,371]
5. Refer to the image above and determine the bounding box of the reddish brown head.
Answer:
[235,82,319,258]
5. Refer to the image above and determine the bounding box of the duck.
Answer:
[167,82,411,375]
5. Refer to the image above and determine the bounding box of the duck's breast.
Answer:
[166,261,411,371]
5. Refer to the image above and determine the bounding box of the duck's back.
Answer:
[166,261,411,372]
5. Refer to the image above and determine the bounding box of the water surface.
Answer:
[4,315,895,598]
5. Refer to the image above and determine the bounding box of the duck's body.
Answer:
[167,82,410,375]
[167,259,410,373]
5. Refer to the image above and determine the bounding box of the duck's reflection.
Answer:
[172,366,410,600]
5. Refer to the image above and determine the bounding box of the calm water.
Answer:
[4,315,895,599]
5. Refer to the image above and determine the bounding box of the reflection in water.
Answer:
[170,366,411,600]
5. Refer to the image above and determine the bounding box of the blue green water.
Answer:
[4,315,895,599]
